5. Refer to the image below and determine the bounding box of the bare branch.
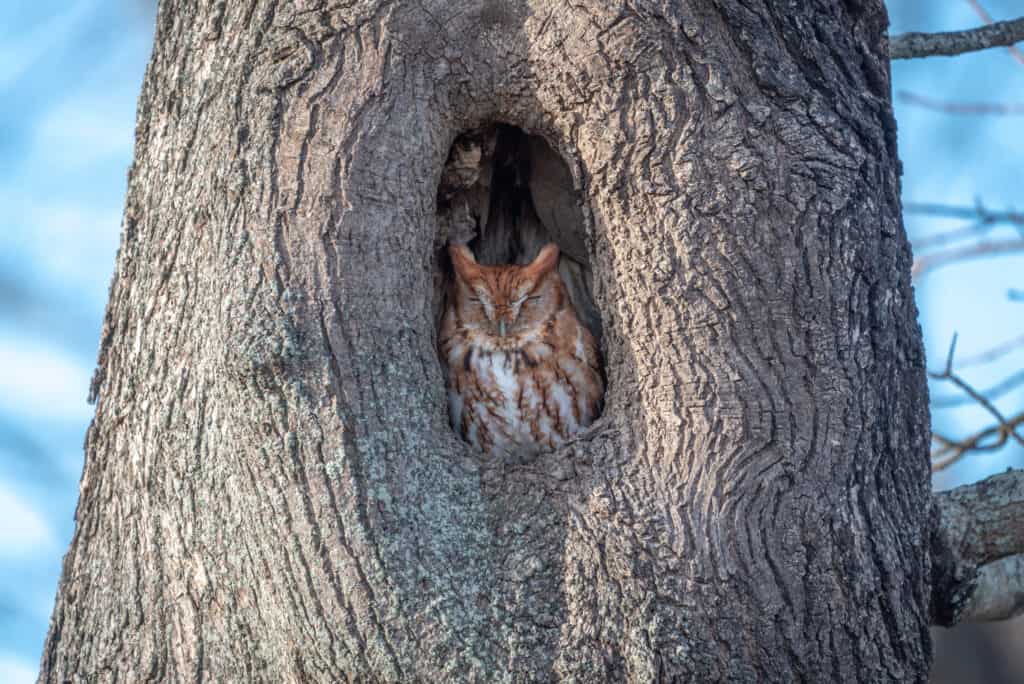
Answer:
[912,239,1024,279]
[921,0,1024,629]
[960,554,1024,622]
[907,202,1024,252]
[905,202,1024,226]
[913,221,999,250]
[890,15,1024,59]
[930,335,1024,469]
[931,469,1024,625]
[937,469,1024,564]
[933,368,1024,408]
[932,412,1024,470]
[955,332,1024,368]
[967,0,1024,66]
[929,351,1021,440]
[897,90,1024,115]
[940,333,959,376]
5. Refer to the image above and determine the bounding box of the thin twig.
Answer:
[934,368,1024,408]
[930,335,1024,469]
[913,221,997,250]
[912,239,1024,278]
[956,332,1024,368]
[905,203,1024,225]
[897,91,1024,115]
[967,0,1024,66]
[890,15,1024,59]
[907,201,1024,251]
[930,343,1020,436]
[932,412,1024,470]
[942,333,959,375]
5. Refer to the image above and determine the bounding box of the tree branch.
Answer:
[890,16,1024,59]
[960,554,1024,622]
[932,411,1024,471]
[913,221,1007,250]
[933,368,1024,408]
[929,339,1024,447]
[897,90,1024,115]
[967,0,1024,66]
[928,335,1024,468]
[905,202,1024,226]
[932,469,1024,625]
[955,332,1024,369]
[912,239,1024,279]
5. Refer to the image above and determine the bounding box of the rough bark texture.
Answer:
[960,554,1024,623]
[42,0,932,681]
[889,15,1024,60]
[932,470,1024,625]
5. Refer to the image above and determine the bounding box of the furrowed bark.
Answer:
[41,0,934,681]
[931,469,1024,625]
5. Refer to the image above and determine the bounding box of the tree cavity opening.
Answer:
[435,124,602,344]
[434,123,606,456]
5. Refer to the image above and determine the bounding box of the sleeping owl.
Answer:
[439,242,604,456]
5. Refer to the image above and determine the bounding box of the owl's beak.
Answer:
[498,320,508,337]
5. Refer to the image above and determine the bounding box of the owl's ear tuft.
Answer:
[525,243,560,278]
[449,243,481,281]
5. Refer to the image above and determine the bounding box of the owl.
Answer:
[439,242,604,456]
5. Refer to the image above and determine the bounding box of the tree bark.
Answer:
[42,0,934,681]
[931,470,1024,625]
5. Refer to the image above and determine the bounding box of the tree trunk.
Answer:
[41,0,933,681]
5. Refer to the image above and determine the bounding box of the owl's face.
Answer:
[449,243,562,348]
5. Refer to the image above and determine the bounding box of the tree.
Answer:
[38,1,1024,681]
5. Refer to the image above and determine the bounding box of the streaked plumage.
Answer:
[439,243,603,456]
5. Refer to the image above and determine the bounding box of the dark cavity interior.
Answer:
[434,124,602,346]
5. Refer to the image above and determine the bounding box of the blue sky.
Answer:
[0,1,1022,680]
[891,1,1024,489]
[0,1,155,680]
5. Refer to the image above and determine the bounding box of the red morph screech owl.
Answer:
[439,242,604,457]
